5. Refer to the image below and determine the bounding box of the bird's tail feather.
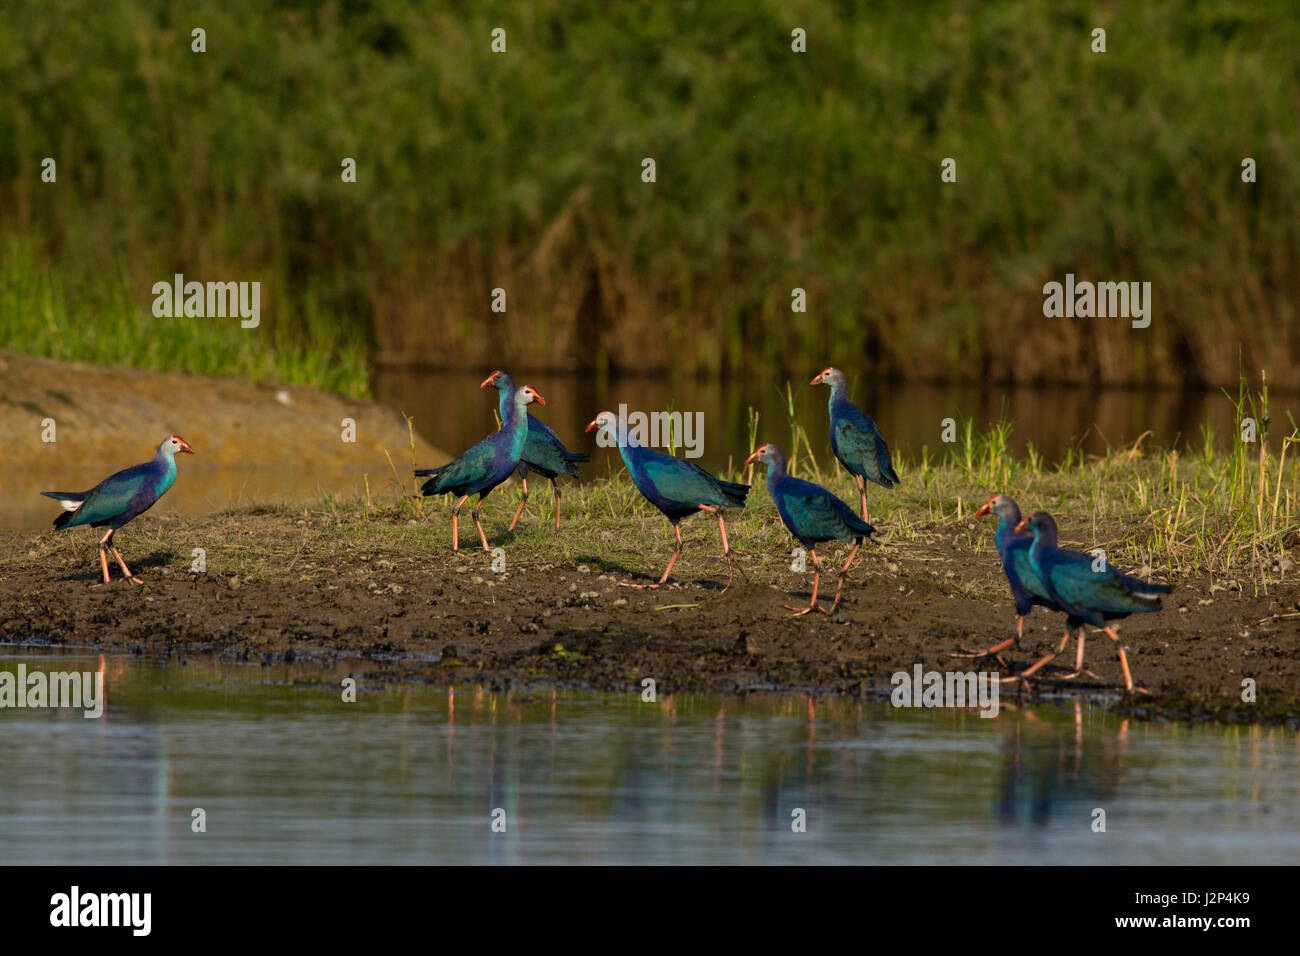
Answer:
[43,491,86,529]
[1119,571,1173,597]
[717,479,750,501]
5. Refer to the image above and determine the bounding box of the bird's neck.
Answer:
[1028,530,1055,561]
[995,512,1020,549]
[827,381,847,407]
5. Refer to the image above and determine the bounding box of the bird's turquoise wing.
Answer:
[1047,553,1158,614]
[642,456,728,504]
[778,483,864,542]
[64,465,152,527]
[833,410,898,487]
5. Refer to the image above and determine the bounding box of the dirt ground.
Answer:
[2,505,1298,724]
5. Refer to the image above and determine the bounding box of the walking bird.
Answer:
[953,493,1081,671]
[416,384,545,551]
[42,434,195,585]
[481,370,588,531]
[586,410,747,590]
[1017,510,1172,692]
[811,367,899,522]
[744,443,875,615]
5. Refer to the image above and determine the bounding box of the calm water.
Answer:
[2,649,1297,865]
[376,370,1263,478]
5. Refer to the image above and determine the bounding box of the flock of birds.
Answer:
[40,366,1171,692]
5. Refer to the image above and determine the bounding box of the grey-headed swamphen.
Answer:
[416,384,545,552]
[745,443,875,615]
[43,434,195,585]
[954,493,1092,682]
[586,410,748,590]
[811,367,899,522]
[1017,510,1172,692]
[481,369,589,531]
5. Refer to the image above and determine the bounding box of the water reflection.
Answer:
[1,650,1296,864]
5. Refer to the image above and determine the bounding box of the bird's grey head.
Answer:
[480,369,515,393]
[514,385,545,406]
[976,493,1020,523]
[159,434,195,457]
[743,443,786,471]
[810,367,847,389]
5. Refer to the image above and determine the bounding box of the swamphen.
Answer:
[1016,511,1172,692]
[954,493,1082,670]
[416,384,545,552]
[745,443,875,615]
[481,370,589,531]
[586,410,747,590]
[42,434,195,585]
[811,367,899,522]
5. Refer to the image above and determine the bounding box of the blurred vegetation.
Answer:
[0,0,1296,392]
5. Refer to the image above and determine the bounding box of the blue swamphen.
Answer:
[954,493,1091,681]
[586,410,748,590]
[811,367,899,521]
[1017,511,1172,692]
[481,370,589,531]
[416,384,545,552]
[745,443,875,615]
[42,434,195,585]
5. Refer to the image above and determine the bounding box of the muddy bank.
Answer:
[2,506,1297,724]
[0,352,445,530]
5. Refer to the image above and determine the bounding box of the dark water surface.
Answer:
[375,370,1259,478]
[2,649,1296,865]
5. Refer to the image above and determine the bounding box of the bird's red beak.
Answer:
[525,388,546,406]
[975,497,994,517]
[180,441,195,455]
[1013,517,1029,534]
[810,372,823,385]
[585,418,600,433]
[744,449,761,466]
[479,371,501,389]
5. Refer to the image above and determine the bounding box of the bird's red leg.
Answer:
[507,478,529,532]
[1103,626,1149,694]
[109,545,141,585]
[827,540,862,613]
[786,549,824,615]
[1054,632,1099,680]
[1001,629,1072,684]
[472,498,491,553]
[96,529,113,585]
[619,524,683,589]
[699,504,745,592]
[856,475,869,523]
[952,614,1020,661]
[657,524,684,583]
[551,480,562,531]
[451,495,469,552]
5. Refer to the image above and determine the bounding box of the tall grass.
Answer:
[0,0,1296,385]
[0,239,369,395]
